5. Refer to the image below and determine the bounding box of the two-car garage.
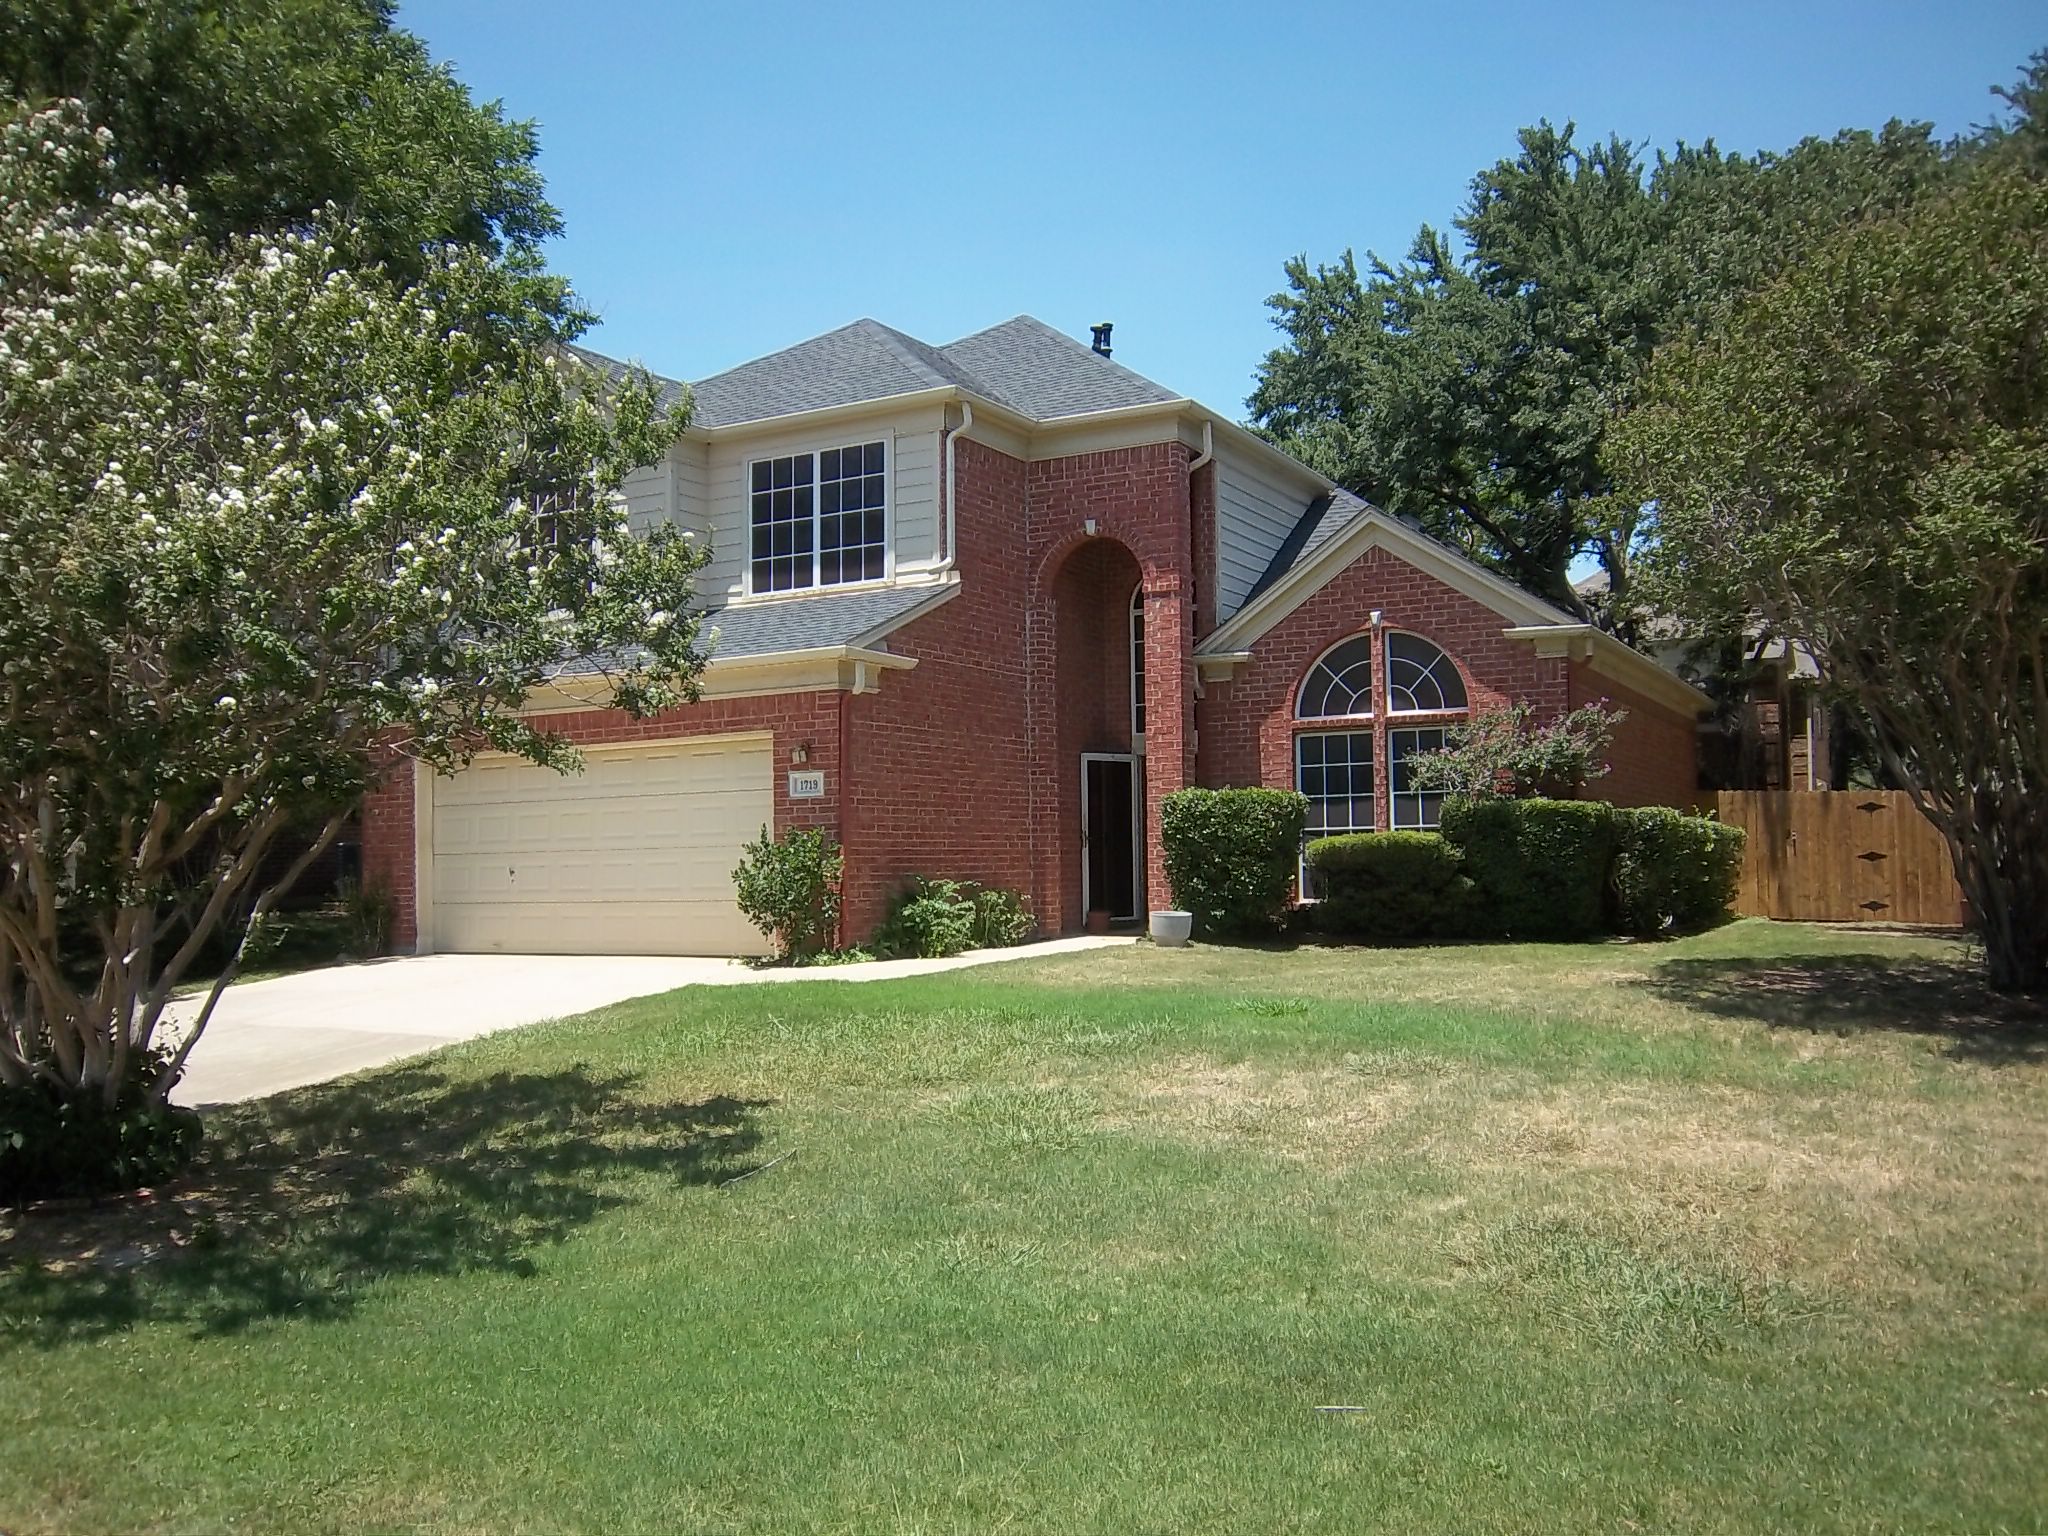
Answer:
[418,734,774,957]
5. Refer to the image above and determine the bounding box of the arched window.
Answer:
[1129,584,1146,738]
[1384,632,1467,714]
[1293,629,1470,871]
[1296,635,1377,718]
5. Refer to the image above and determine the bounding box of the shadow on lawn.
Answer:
[0,1064,769,1346]
[1642,952,2048,1065]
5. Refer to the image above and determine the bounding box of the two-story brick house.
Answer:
[362,315,1707,954]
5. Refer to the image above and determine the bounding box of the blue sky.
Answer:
[399,0,2041,419]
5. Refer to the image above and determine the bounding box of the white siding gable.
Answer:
[688,404,946,602]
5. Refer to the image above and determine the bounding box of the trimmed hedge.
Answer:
[1439,797,1618,941]
[1161,787,1308,938]
[1305,831,1477,943]
[1610,807,1746,936]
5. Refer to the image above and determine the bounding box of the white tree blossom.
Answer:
[0,103,706,1105]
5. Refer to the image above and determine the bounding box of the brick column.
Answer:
[1140,565,1192,918]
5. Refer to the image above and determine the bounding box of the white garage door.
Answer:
[427,735,774,956]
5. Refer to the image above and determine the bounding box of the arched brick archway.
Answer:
[1020,443,1197,932]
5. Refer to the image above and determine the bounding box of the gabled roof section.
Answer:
[935,315,1182,420]
[685,318,988,429]
[1198,501,1708,713]
[573,313,1190,433]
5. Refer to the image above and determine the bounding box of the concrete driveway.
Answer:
[167,938,1131,1105]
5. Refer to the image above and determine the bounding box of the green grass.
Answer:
[4,920,2045,1534]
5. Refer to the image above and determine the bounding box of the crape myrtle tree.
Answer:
[1612,165,2048,993]
[0,103,708,1120]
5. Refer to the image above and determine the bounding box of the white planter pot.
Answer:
[1149,910,1193,948]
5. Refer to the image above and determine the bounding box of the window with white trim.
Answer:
[1385,630,1468,714]
[1297,634,1377,718]
[1388,726,1450,829]
[749,440,887,593]
[1129,584,1146,739]
[1295,731,1374,896]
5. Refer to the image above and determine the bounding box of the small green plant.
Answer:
[875,877,978,959]
[732,826,843,962]
[0,1044,203,1202]
[1160,787,1309,938]
[970,886,1033,948]
[338,876,394,957]
[1306,831,1478,943]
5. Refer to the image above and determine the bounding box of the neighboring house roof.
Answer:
[572,314,1183,431]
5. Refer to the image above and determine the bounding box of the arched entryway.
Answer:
[1049,537,1146,931]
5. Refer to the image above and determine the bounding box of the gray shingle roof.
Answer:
[572,314,1183,431]
[935,316,1181,420]
[559,342,690,416]
[698,582,954,659]
[686,319,989,429]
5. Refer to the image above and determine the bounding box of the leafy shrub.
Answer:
[1305,831,1478,943]
[1408,702,1626,800]
[1160,787,1309,938]
[1441,797,1618,940]
[339,876,394,956]
[970,886,1034,948]
[732,826,843,961]
[1611,807,1747,936]
[0,1046,202,1202]
[874,877,978,959]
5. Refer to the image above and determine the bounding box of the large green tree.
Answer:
[0,0,570,317]
[1250,120,1954,625]
[0,104,705,1154]
[1611,165,2048,994]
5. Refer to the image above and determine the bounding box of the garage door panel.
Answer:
[427,737,773,957]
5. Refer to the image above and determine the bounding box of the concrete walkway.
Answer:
[168,936,1135,1105]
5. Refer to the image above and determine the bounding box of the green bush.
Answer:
[732,826,843,961]
[1611,807,1747,937]
[1305,831,1478,943]
[874,877,978,959]
[1440,797,1618,940]
[0,1046,202,1202]
[1160,787,1309,938]
[970,886,1034,948]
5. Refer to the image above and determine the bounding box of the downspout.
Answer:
[936,398,973,575]
[1188,417,1213,476]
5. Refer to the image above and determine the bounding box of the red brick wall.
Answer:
[362,691,843,953]
[1023,442,1194,932]
[841,437,1035,939]
[1198,546,1569,827]
[1571,662,1701,808]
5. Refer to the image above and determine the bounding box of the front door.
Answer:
[1081,753,1141,923]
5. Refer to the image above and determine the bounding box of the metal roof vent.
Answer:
[1090,322,1113,358]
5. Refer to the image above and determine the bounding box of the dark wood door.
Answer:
[1084,756,1138,921]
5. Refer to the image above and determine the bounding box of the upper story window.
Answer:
[750,440,887,594]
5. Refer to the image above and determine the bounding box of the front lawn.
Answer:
[3,921,2043,1533]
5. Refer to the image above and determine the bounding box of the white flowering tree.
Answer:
[0,103,707,1119]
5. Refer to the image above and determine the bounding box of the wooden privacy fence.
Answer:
[1704,790,1968,926]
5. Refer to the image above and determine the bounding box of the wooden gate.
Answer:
[1705,791,1967,926]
